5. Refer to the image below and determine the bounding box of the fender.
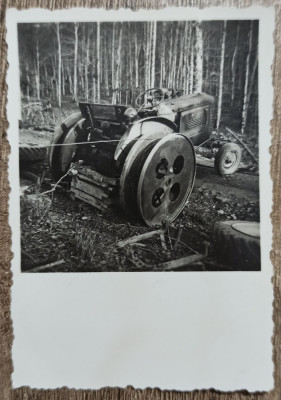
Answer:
[114,117,177,164]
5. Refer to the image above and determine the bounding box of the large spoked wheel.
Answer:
[49,113,84,181]
[137,134,196,226]
[215,143,242,175]
[135,88,165,112]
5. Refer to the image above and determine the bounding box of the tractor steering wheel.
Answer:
[135,88,165,112]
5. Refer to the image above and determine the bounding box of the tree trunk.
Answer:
[134,23,139,88]
[128,22,133,92]
[189,31,194,94]
[96,22,101,102]
[160,23,166,86]
[231,22,240,106]
[184,23,192,94]
[171,24,179,88]
[62,60,65,96]
[168,29,174,87]
[195,22,203,93]
[25,63,30,102]
[56,23,62,108]
[241,21,254,135]
[151,20,157,88]
[216,21,227,130]
[35,38,40,100]
[145,23,150,90]
[176,22,184,88]
[73,22,79,102]
[85,30,90,101]
[115,24,123,104]
[111,22,115,103]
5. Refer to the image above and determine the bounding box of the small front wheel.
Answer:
[215,143,242,175]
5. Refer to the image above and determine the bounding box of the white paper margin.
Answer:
[6,6,274,391]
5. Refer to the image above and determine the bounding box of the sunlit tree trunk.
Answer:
[168,31,174,87]
[115,24,123,103]
[134,24,139,88]
[62,60,65,96]
[216,21,227,130]
[35,38,40,100]
[231,22,240,106]
[85,30,90,101]
[184,23,192,94]
[160,22,166,86]
[189,33,194,94]
[145,23,151,90]
[151,20,157,87]
[73,22,79,102]
[128,22,133,90]
[56,23,62,108]
[195,22,203,93]
[241,21,253,135]
[96,21,100,102]
[25,63,30,102]
[176,22,185,88]
[111,22,116,103]
[171,24,179,87]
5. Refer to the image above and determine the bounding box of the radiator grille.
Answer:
[185,109,207,129]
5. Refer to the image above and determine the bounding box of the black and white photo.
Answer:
[18,19,261,272]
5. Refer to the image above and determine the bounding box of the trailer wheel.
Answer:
[215,143,242,175]
[212,221,260,270]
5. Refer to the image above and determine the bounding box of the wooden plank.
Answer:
[76,174,117,194]
[116,229,165,248]
[75,165,119,186]
[71,189,109,211]
[72,179,109,200]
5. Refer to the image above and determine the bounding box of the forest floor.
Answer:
[19,102,260,273]
[20,158,259,273]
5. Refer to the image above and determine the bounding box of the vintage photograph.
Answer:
[18,19,260,272]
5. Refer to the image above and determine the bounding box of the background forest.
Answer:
[18,20,259,137]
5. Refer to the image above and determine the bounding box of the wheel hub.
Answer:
[224,152,237,167]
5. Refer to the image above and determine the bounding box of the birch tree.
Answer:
[115,24,123,103]
[111,22,115,103]
[56,23,62,108]
[189,33,194,94]
[35,37,40,100]
[84,29,90,101]
[73,22,79,102]
[145,23,151,90]
[216,21,227,130]
[96,21,101,102]
[151,20,157,88]
[195,22,203,93]
[134,23,139,88]
[241,21,253,135]
[231,22,240,106]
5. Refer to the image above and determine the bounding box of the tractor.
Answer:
[49,88,241,227]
